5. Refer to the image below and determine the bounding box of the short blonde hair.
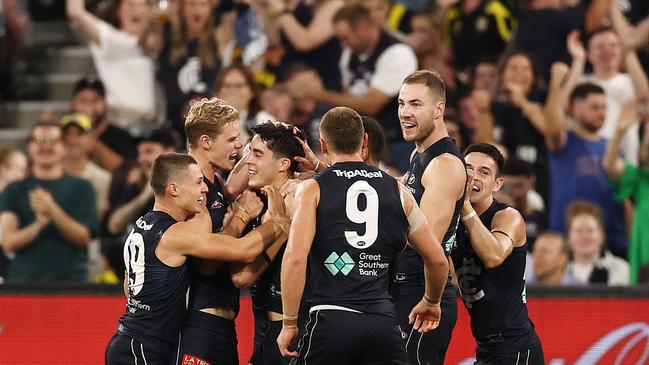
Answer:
[185,97,239,148]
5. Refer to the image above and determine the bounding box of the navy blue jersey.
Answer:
[452,200,540,353]
[396,137,465,292]
[308,162,408,316]
[119,211,189,347]
[188,175,240,314]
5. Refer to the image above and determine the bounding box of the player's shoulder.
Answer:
[422,153,466,186]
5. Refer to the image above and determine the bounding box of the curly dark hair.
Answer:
[251,122,306,174]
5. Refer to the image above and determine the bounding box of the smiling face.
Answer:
[568,214,605,260]
[208,121,242,171]
[465,152,503,204]
[588,30,622,72]
[174,163,209,215]
[246,135,286,189]
[501,54,535,94]
[28,126,65,170]
[398,83,442,144]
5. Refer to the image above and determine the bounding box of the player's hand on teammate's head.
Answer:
[235,189,264,219]
[408,300,441,334]
[293,133,320,172]
[277,326,299,358]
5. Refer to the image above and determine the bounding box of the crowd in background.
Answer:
[1,0,649,286]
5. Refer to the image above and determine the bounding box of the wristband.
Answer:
[234,209,250,224]
[423,294,441,307]
[461,210,477,222]
[283,314,299,321]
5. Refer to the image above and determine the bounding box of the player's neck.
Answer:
[416,120,449,153]
[329,152,364,165]
[473,195,494,216]
[154,199,189,222]
[271,173,291,189]
[189,149,217,183]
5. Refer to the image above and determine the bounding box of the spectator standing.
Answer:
[0,123,98,283]
[603,100,649,284]
[490,51,550,200]
[511,0,608,82]
[259,0,344,91]
[544,65,627,258]
[158,0,221,140]
[287,3,417,171]
[566,201,630,286]
[443,0,514,73]
[583,27,649,165]
[69,76,137,172]
[67,0,158,133]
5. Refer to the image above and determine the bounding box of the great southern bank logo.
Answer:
[325,252,355,276]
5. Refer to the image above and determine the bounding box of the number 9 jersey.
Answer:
[119,211,190,353]
[309,161,408,317]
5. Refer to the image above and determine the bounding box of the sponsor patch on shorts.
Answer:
[182,354,211,365]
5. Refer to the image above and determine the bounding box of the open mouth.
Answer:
[472,183,480,192]
[248,168,257,177]
[401,122,416,130]
[197,195,204,205]
[228,152,238,163]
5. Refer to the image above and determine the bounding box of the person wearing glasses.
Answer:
[0,122,99,283]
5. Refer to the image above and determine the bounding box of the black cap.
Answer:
[137,129,177,149]
[72,75,105,97]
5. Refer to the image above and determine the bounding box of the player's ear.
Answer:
[361,133,369,160]
[319,138,327,155]
[493,176,504,192]
[278,157,291,173]
[199,134,211,150]
[168,182,180,197]
[436,102,445,120]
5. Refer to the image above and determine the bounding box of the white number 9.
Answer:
[344,181,379,249]
[124,230,145,296]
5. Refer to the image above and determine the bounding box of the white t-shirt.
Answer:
[339,43,418,97]
[89,21,156,131]
[583,73,639,165]
[569,251,630,286]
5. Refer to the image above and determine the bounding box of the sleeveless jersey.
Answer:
[396,137,465,292]
[119,211,189,347]
[188,175,240,314]
[309,161,408,316]
[453,200,540,353]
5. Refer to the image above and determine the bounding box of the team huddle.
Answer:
[105,70,544,365]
